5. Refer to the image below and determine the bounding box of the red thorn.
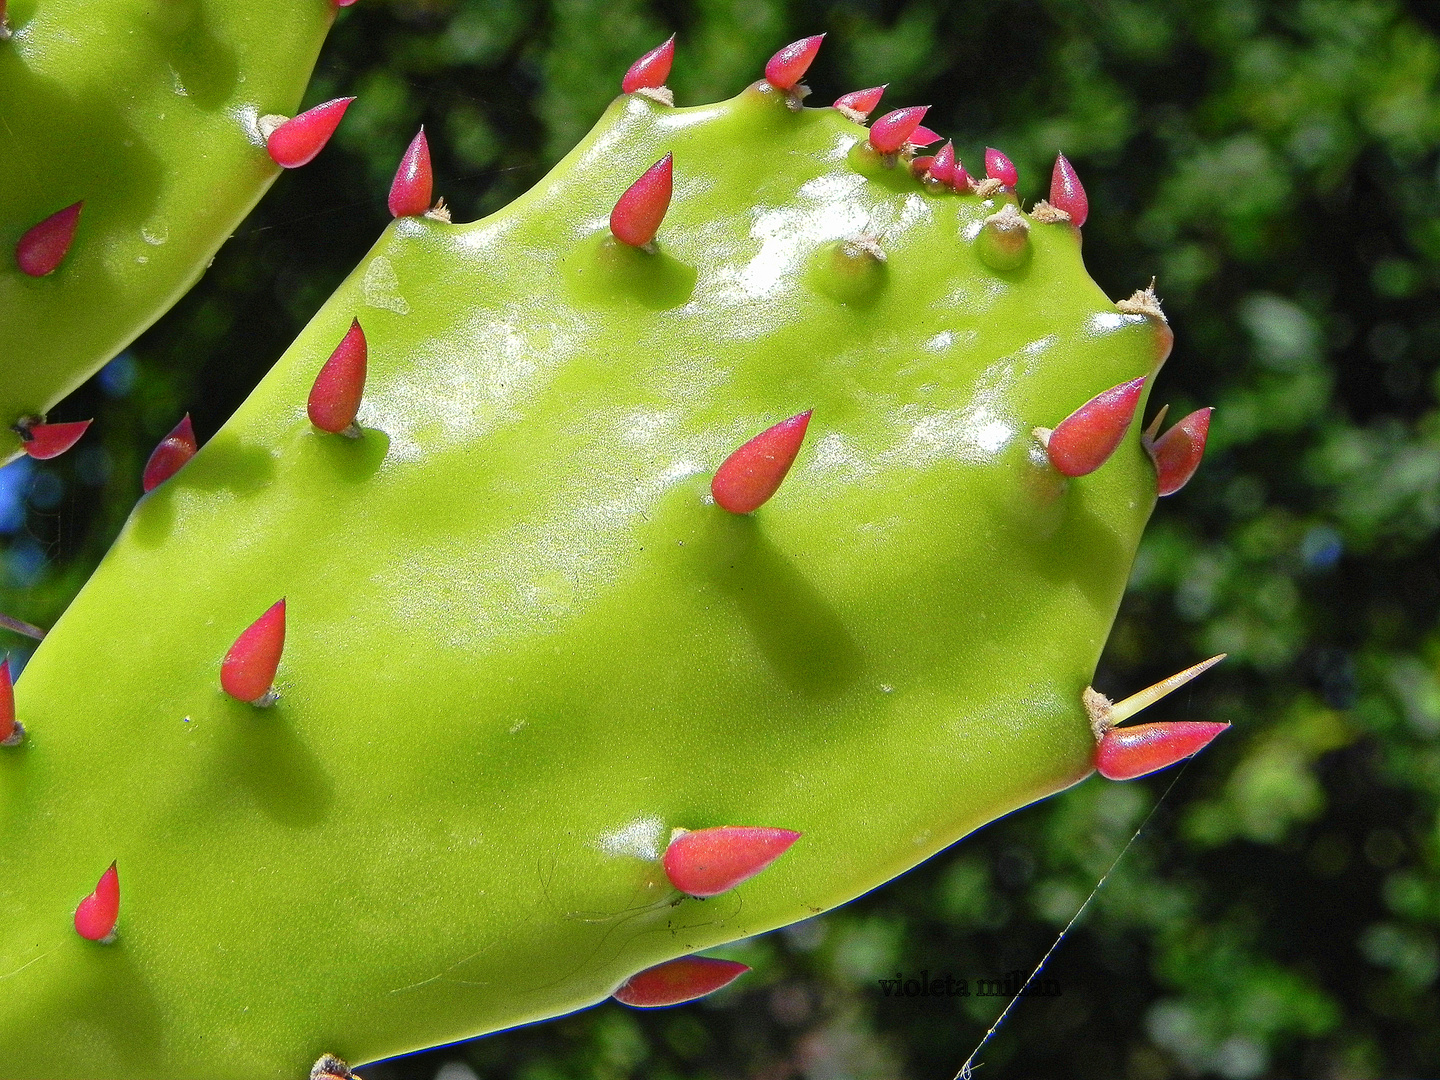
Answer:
[952,158,972,191]
[908,125,942,147]
[765,34,824,92]
[622,35,675,94]
[308,320,368,434]
[74,862,119,942]
[610,153,673,248]
[335,0,357,6]
[142,414,198,493]
[985,147,1018,188]
[21,420,91,460]
[1046,377,1145,477]
[1146,407,1212,497]
[221,599,286,705]
[1097,721,1230,781]
[833,86,885,118]
[868,106,929,155]
[1049,154,1088,227]
[15,201,83,277]
[0,660,15,746]
[908,155,935,179]
[663,826,802,897]
[929,141,956,185]
[711,410,811,514]
[388,128,433,218]
[266,97,355,169]
[613,956,750,1008]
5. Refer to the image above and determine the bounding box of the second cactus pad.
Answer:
[1,82,1170,1077]
[0,0,336,457]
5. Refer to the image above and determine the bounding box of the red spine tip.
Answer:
[663,826,802,897]
[267,97,355,169]
[142,414,198,493]
[764,34,824,92]
[613,956,751,1008]
[610,153,673,248]
[711,410,812,514]
[985,147,1018,188]
[74,862,120,942]
[221,599,286,705]
[388,128,433,218]
[16,201,83,277]
[622,35,675,94]
[1049,153,1088,227]
[868,106,929,155]
[908,125,942,147]
[21,420,91,460]
[928,141,957,185]
[1097,721,1231,781]
[308,320,368,434]
[1046,377,1146,477]
[833,86,886,118]
[0,659,15,746]
[1147,407,1212,496]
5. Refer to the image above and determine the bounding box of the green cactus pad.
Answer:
[0,0,335,457]
[0,83,1169,1078]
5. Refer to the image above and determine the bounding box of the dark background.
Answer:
[10,1,1440,1077]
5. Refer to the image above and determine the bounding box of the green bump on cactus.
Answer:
[5,72,1200,1078]
[0,0,336,460]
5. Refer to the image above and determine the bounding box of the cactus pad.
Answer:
[1,78,1175,1077]
[0,0,335,458]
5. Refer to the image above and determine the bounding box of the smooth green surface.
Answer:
[0,0,332,454]
[1,86,1166,1078]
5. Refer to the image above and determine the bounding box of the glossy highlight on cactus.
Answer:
[220,599,286,705]
[15,201,82,277]
[142,414,198,493]
[663,826,803,897]
[612,956,751,1008]
[711,410,812,513]
[267,97,355,169]
[2,45,1222,1078]
[388,129,434,219]
[73,863,119,943]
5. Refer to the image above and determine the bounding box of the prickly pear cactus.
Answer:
[1,48,1211,1080]
[0,0,337,459]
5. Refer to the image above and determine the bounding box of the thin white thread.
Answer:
[952,766,1189,1080]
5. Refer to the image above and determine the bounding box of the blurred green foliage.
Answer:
[9,0,1440,1075]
